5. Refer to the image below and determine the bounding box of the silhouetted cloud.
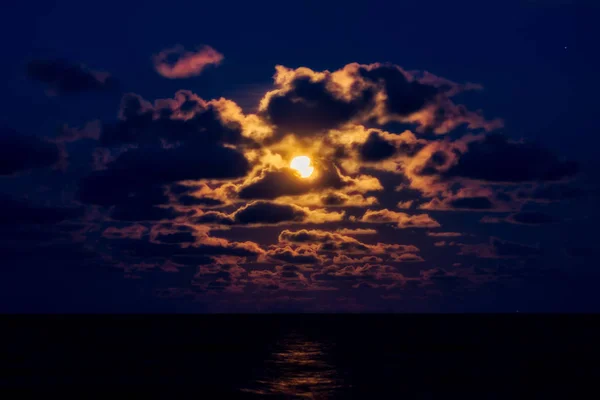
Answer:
[449,196,493,210]
[26,59,117,94]
[360,209,440,228]
[195,201,343,226]
[446,134,578,183]
[259,63,501,139]
[358,131,397,161]
[458,237,541,258]
[481,211,558,225]
[0,195,81,225]
[0,128,61,175]
[79,145,249,206]
[238,164,351,199]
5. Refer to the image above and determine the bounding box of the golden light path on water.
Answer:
[242,332,344,398]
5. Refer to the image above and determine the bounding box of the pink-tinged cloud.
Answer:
[153,45,224,79]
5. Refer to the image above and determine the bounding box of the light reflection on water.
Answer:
[242,331,346,398]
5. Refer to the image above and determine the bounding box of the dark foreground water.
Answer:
[2,315,599,397]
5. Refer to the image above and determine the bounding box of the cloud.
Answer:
[0,127,62,175]
[102,224,148,240]
[110,204,185,222]
[79,145,249,206]
[26,59,117,94]
[171,182,234,208]
[311,264,406,289]
[333,255,384,264]
[458,237,541,258]
[508,211,557,225]
[391,253,425,262]
[248,265,313,292]
[259,63,501,141]
[396,200,414,209]
[445,134,579,183]
[54,121,102,144]
[481,211,558,225]
[178,195,224,207]
[518,184,586,203]
[238,162,364,200]
[419,191,518,213]
[278,229,419,257]
[0,195,81,225]
[359,209,440,228]
[101,91,248,147]
[195,201,344,226]
[358,131,398,162]
[265,246,324,265]
[335,228,377,235]
[192,263,246,293]
[108,234,264,260]
[9,54,589,311]
[449,196,493,210]
[259,67,375,138]
[427,232,462,237]
[153,45,224,79]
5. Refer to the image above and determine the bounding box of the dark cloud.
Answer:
[358,64,438,117]
[2,242,97,264]
[154,231,196,244]
[78,91,252,214]
[26,59,117,94]
[266,246,323,265]
[79,145,249,205]
[446,134,578,183]
[0,127,61,175]
[321,192,347,206]
[0,195,81,225]
[110,204,184,222]
[109,237,263,259]
[449,196,493,210]
[493,237,541,258]
[260,63,500,138]
[195,201,342,226]
[508,211,557,225]
[521,184,586,202]
[238,164,348,200]
[234,201,307,225]
[262,75,375,138]
[358,131,397,162]
[277,229,419,259]
[427,232,462,237]
[416,150,449,176]
[458,237,541,258]
[178,195,224,207]
[101,91,245,147]
[311,264,406,288]
[102,224,148,240]
[79,181,169,207]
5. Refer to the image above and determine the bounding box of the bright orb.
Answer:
[290,156,314,178]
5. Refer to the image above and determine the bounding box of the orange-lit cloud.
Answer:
[359,209,440,228]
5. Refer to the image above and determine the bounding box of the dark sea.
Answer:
[1,315,598,397]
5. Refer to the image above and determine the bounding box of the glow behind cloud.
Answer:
[290,156,314,178]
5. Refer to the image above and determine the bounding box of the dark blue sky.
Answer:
[1,0,598,312]
[4,0,593,155]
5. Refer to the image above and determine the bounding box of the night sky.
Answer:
[1,0,597,312]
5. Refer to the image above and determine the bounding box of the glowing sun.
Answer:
[290,156,314,178]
